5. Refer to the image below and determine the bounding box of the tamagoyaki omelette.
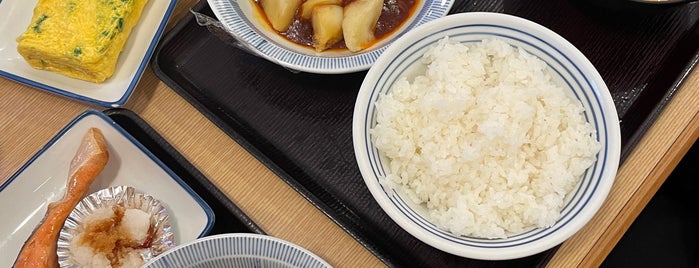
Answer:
[16,0,148,83]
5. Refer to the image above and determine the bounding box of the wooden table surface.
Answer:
[2,0,698,267]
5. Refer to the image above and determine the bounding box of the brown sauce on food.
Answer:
[255,0,418,51]
[78,206,155,267]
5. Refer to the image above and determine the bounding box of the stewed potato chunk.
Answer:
[254,0,416,52]
[301,0,342,19]
[312,5,344,52]
[343,0,383,52]
[260,0,303,32]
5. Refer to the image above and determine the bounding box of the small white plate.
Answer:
[208,0,454,74]
[0,0,179,107]
[0,109,214,267]
[143,233,332,268]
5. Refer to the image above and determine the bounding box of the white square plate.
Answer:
[0,109,214,267]
[0,0,178,107]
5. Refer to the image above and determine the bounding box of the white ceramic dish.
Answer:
[207,0,454,74]
[0,109,214,267]
[143,233,332,268]
[353,12,621,260]
[0,0,179,107]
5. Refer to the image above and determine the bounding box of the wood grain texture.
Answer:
[0,0,697,267]
[0,81,94,180]
[123,68,383,266]
[548,65,699,267]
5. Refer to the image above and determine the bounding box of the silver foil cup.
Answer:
[57,185,175,267]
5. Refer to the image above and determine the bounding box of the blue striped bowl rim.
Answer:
[352,12,621,260]
[143,233,332,268]
[207,0,454,74]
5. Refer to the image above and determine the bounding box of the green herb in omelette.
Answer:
[32,15,49,33]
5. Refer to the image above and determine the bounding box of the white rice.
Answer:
[372,37,601,239]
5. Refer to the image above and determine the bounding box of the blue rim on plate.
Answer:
[0,110,215,233]
[0,0,179,107]
[353,12,621,260]
[143,233,332,268]
[0,109,215,267]
[0,110,215,232]
[207,0,455,74]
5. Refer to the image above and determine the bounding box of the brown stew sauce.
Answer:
[255,0,418,51]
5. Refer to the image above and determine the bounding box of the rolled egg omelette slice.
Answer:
[16,0,148,83]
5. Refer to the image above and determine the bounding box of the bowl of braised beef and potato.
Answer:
[207,0,454,73]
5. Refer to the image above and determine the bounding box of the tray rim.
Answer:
[103,107,267,236]
[149,0,699,266]
[151,2,401,266]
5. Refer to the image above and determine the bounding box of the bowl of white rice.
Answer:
[353,12,621,260]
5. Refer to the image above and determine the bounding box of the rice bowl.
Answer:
[373,37,601,239]
[353,12,621,260]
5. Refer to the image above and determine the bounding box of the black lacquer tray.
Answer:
[151,1,699,267]
[104,108,265,236]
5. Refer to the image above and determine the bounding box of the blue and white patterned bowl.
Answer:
[352,12,622,260]
[207,0,454,74]
[143,233,332,268]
